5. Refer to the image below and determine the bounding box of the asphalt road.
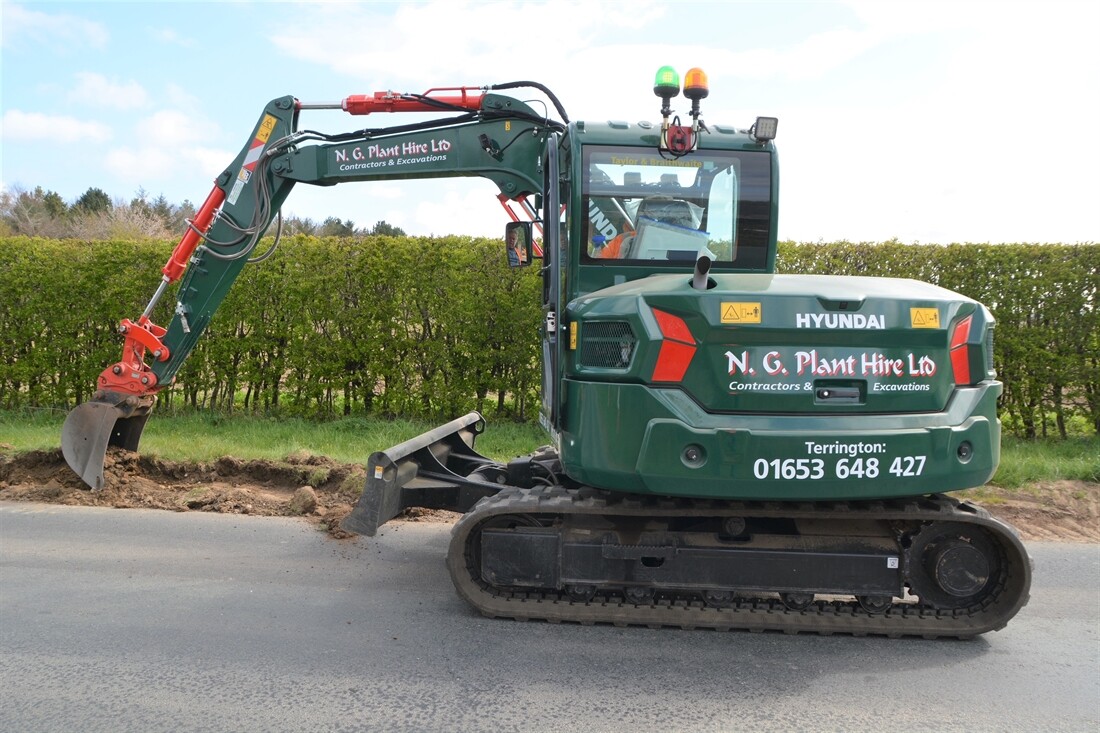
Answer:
[2,501,1098,733]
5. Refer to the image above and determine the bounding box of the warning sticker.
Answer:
[910,308,941,329]
[721,302,762,324]
[373,465,383,479]
[257,114,277,144]
[569,322,578,350]
[227,178,245,206]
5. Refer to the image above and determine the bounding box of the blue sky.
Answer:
[2,0,1098,243]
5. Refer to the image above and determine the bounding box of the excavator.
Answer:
[61,69,1030,637]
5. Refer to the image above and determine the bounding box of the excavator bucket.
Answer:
[61,392,155,490]
[342,412,504,536]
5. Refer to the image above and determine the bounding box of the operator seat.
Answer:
[621,195,702,259]
[635,196,696,229]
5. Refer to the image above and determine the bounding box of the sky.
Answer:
[2,0,1098,243]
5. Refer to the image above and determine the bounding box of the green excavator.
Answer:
[61,69,1030,636]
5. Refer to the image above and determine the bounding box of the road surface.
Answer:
[2,501,1098,732]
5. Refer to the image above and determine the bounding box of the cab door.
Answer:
[539,136,565,434]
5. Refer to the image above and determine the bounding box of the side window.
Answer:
[705,165,738,260]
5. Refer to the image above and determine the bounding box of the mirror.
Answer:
[505,221,532,268]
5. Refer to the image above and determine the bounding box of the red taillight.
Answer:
[653,308,694,343]
[950,315,973,385]
[653,341,696,382]
[651,308,696,383]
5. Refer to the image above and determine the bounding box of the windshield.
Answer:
[581,146,772,268]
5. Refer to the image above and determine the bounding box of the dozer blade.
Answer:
[342,411,504,536]
[61,392,155,490]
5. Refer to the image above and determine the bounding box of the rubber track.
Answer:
[446,487,1032,639]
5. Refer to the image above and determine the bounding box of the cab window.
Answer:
[581,146,771,269]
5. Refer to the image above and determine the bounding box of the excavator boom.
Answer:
[61,85,564,489]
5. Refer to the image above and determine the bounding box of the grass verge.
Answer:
[990,436,1100,489]
[0,408,546,464]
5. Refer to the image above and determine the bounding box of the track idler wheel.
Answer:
[906,521,1000,609]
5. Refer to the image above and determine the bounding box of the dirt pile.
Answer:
[0,448,377,538]
[968,483,1099,542]
[0,448,1096,542]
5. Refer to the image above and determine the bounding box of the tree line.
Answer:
[0,185,405,241]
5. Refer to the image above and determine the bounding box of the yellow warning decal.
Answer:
[569,321,578,350]
[721,302,762,324]
[257,114,277,144]
[910,307,941,329]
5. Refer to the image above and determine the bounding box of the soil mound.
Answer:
[0,448,395,538]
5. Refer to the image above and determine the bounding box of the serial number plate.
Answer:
[752,455,927,480]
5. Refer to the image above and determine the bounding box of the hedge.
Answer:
[0,235,542,422]
[0,237,1096,436]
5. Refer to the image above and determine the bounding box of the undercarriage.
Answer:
[448,487,1030,638]
[343,413,1032,638]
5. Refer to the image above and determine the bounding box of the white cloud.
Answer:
[164,84,202,110]
[135,110,220,147]
[1,110,112,143]
[104,147,176,180]
[151,27,195,48]
[1,3,109,51]
[68,72,150,110]
[270,0,664,86]
[189,147,236,179]
[411,182,511,236]
[104,143,233,182]
[104,111,229,182]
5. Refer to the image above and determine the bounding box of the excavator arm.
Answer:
[62,85,564,489]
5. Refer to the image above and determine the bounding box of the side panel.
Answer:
[560,379,1001,500]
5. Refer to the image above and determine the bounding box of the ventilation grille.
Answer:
[579,322,636,368]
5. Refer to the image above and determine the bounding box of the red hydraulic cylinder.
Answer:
[162,185,226,282]
[342,88,484,115]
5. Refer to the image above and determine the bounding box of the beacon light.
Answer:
[683,68,709,101]
[654,66,680,122]
[653,66,681,99]
[683,67,709,135]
